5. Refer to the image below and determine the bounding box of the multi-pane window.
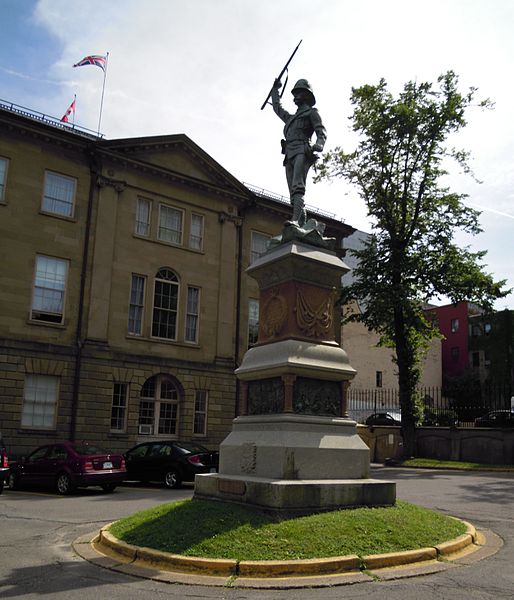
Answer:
[250,231,271,263]
[248,299,259,347]
[189,214,204,250]
[128,275,146,335]
[193,390,208,435]
[185,286,200,343]
[158,205,183,244]
[31,255,68,324]
[22,375,58,429]
[451,346,460,361]
[0,157,8,202]
[139,375,180,436]
[135,197,151,236]
[451,318,459,333]
[376,371,383,388]
[111,383,128,431]
[42,171,76,218]
[152,268,179,339]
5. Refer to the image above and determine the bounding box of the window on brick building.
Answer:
[31,255,68,324]
[158,205,183,245]
[152,268,179,340]
[250,231,271,263]
[135,197,151,236]
[248,299,259,347]
[111,383,128,431]
[189,214,204,250]
[42,171,76,218]
[185,286,200,343]
[128,274,146,335]
[451,318,459,333]
[0,156,9,202]
[138,375,181,436]
[193,390,208,436]
[21,374,58,429]
[451,346,460,361]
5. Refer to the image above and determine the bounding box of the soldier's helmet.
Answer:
[291,79,316,106]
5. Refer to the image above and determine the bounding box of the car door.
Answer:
[46,444,70,485]
[20,446,51,485]
[125,443,151,480]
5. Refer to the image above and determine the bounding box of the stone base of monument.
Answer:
[194,414,396,512]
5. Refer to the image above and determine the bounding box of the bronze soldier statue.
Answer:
[271,78,327,227]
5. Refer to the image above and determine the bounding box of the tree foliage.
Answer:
[316,71,508,455]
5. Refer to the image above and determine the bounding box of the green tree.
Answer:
[316,71,507,456]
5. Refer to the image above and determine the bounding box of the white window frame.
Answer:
[135,197,152,236]
[193,390,208,436]
[128,274,146,336]
[22,374,59,430]
[248,298,259,348]
[189,213,204,250]
[158,204,184,245]
[185,286,200,343]
[139,375,180,436]
[0,156,9,203]
[151,268,179,340]
[250,231,271,264]
[111,382,128,432]
[42,171,76,218]
[31,255,69,324]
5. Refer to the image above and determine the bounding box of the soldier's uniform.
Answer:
[271,79,327,226]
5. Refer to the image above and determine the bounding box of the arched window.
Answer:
[152,268,179,339]
[138,374,181,436]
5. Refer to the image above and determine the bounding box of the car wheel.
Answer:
[164,469,181,489]
[56,472,75,495]
[101,483,116,493]
[8,473,17,490]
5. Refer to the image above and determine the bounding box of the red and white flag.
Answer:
[60,99,76,123]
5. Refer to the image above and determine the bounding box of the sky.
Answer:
[1,0,513,309]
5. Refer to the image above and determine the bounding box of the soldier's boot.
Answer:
[287,196,306,227]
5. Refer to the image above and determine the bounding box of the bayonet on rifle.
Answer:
[260,40,302,110]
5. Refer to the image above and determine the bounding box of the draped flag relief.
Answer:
[73,55,107,71]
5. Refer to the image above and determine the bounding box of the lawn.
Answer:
[108,498,466,561]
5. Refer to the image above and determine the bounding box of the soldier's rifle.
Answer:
[260,40,302,110]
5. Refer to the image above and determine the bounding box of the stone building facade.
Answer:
[0,105,353,457]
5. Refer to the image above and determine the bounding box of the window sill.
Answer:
[39,209,77,223]
[126,334,200,349]
[132,233,205,255]
[18,428,57,435]
[27,318,66,329]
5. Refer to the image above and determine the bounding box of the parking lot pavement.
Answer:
[1,468,513,599]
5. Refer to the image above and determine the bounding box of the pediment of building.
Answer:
[102,134,247,196]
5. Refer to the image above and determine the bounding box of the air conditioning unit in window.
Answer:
[138,424,154,435]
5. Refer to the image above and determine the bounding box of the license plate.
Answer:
[103,461,113,469]
[209,467,216,473]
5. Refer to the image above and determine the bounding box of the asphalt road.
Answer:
[1,468,513,599]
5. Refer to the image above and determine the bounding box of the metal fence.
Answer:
[347,383,514,426]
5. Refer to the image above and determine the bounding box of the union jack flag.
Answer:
[73,55,107,71]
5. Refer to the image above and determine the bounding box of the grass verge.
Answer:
[401,458,514,471]
[108,499,466,561]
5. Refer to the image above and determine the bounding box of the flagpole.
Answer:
[97,52,109,136]
[72,94,76,127]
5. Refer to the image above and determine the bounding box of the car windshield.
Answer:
[74,443,109,455]
[173,441,208,455]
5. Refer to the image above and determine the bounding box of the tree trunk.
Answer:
[393,303,418,458]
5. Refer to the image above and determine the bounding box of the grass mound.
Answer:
[109,499,466,561]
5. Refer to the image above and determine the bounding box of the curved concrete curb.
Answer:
[71,517,491,588]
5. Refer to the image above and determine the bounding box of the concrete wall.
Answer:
[358,424,514,465]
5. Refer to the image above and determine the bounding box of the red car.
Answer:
[8,441,126,494]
